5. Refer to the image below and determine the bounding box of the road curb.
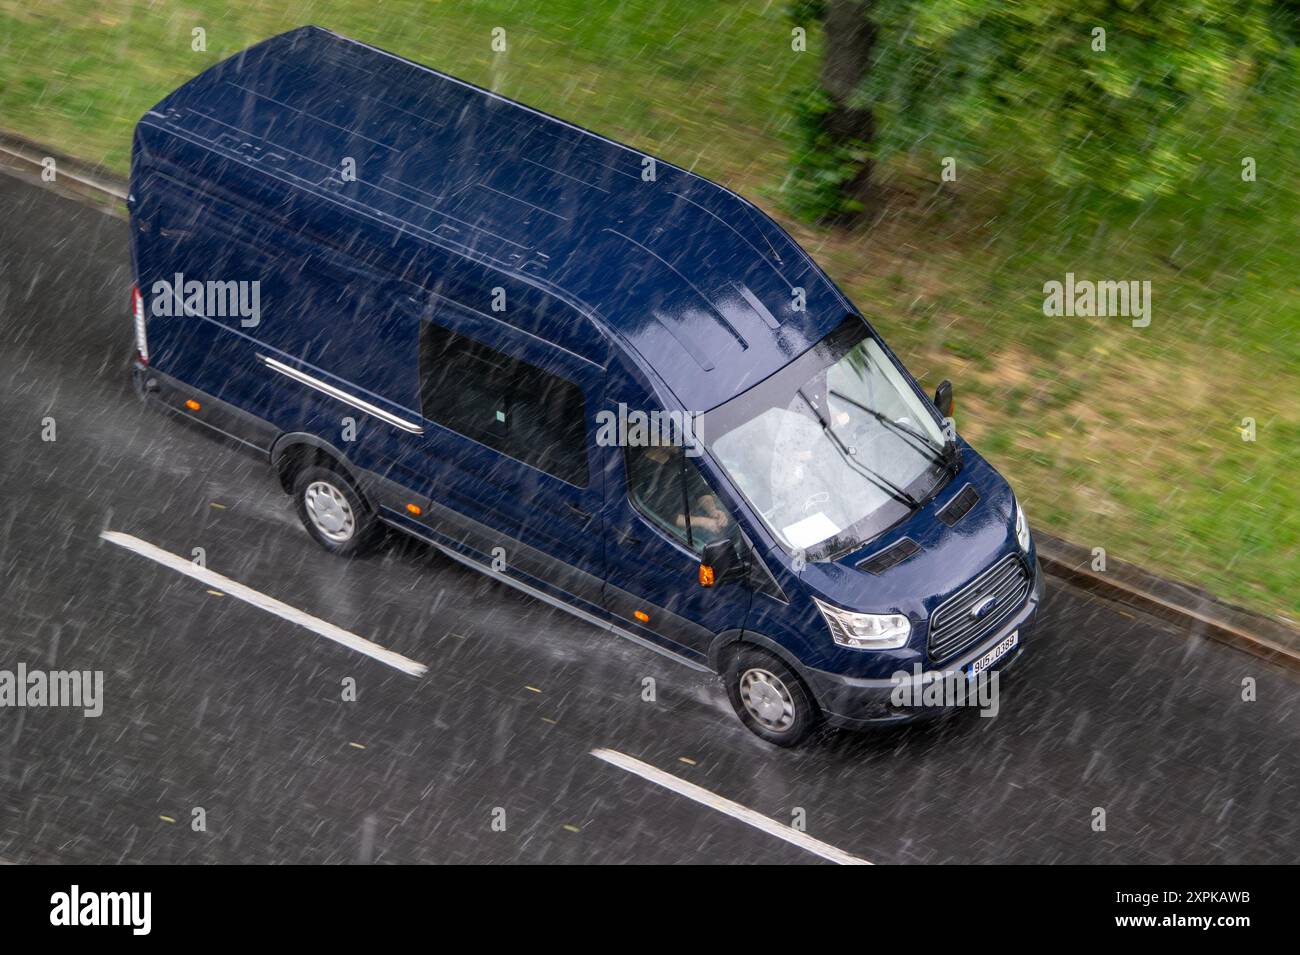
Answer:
[4,126,1297,676]
[0,128,128,217]
[1035,533,1300,675]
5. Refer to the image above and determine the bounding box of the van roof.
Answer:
[139,26,854,411]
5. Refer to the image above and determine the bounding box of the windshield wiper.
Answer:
[827,388,961,476]
[796,389,921,509]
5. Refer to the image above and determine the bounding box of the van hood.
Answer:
[796,440,1027,624]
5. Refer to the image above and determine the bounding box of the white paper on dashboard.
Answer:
[782,512,840,550]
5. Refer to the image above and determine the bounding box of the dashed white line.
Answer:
[100,530,427,677]
[590,748,872,865]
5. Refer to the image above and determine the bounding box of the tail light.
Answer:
[132,286,149,364]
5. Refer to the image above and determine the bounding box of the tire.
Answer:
[724,646,821,747]
[291,464,379,556]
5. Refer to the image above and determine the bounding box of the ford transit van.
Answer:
[127,26,1043,745]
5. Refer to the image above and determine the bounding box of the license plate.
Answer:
[966,630,1018,678]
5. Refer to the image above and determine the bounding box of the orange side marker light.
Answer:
[405,503,422,516]
[633,610,650,623]
[184,399,201,411]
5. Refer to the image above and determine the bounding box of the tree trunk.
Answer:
[819,0,876,214]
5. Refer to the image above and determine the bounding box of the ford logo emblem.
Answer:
[969,595,998,619]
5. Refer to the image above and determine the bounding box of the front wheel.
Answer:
[292,465,379,556]
[724,646,820,747]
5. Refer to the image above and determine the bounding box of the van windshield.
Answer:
[703,317,951,562]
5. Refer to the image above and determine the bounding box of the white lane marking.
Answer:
[100,531,427,677]
[590,748,872,865]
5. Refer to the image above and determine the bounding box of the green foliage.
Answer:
[786,0,827,23]
[783,86,872,221]
[790,0,1289,214]
[874,0,1281,198]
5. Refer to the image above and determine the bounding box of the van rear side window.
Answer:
[419,320,588,486]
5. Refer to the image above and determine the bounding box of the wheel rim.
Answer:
[304,480,356,542]
[739,667,796,731]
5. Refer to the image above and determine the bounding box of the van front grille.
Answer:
[928,554,1030,662]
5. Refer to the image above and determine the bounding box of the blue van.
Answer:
[127,26,1042,745]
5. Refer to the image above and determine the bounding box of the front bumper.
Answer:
[805,558,1045,729]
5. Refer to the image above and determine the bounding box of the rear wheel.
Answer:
[291,464,378,556]
[724,646,820,747]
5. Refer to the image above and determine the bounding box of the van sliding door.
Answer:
[375,299,607,617]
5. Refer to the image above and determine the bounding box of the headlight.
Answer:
[1014,497,1031,552]
[813,597,910,650]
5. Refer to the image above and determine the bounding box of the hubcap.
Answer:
[304,480,356,542]
[739,667,796,731]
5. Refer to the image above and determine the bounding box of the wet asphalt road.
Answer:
[0,171,1296,865]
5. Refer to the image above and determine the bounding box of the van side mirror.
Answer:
[699,538,744,588]
[933,379,954,418]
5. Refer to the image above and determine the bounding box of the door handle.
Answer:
[564,502,593,521]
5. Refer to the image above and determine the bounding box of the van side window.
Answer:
[625,445,736,554]
[420,320,588,486]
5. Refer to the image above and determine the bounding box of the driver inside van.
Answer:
[631,444,732,548]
